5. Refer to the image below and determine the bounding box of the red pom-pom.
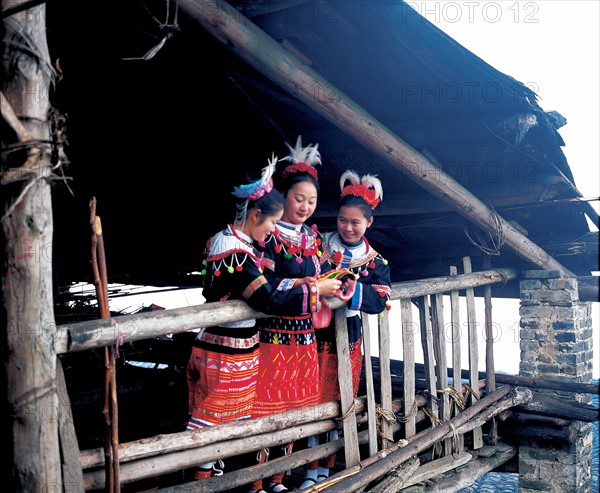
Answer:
[334,251,343,264]
[369,261,376,269]
[214,270,221,277]
[275,244,282,253]
[236,265,243,272]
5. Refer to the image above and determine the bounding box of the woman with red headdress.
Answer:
[249,136,342,493]
[299,170,392,489]
[185,155,324,483]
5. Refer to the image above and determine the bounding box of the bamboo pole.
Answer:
[179,0,573,276]
[1,2,61,491]
[56,268,517,354]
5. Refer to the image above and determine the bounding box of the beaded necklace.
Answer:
[201,225,264,276]
[270,222,322,264]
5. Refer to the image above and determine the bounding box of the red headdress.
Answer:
[281,135,321,181]
[339,170,383,210]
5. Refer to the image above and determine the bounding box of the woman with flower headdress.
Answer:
[250,136,342,493]
[186,155,324,483]
[299,170,392,489]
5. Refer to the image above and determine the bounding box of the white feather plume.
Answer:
[339,169,361,192]
[282,135,321,166]
[361,174,383,201]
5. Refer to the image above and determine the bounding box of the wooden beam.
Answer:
[56,268,517,353]
[179,0,573,275]
[313,191,596,219]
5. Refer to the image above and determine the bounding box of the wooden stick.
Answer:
[89,198,120,493]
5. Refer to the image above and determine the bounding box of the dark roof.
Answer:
[46,1,597,300]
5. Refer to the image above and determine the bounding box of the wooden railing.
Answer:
[59,263,525,491]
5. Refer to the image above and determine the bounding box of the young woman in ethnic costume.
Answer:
[249,136,342,493]
[186,156,324,483]
[300,170,392,489]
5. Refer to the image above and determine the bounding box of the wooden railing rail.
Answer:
[56,267,517,354]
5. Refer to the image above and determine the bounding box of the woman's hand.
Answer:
[317,278,342,297]
[293,276,316,288]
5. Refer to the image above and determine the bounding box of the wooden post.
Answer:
[449,265,465,451]
[431,293,452,455]
[418,295,439,431]
[334,309,360,467]
[400,298,416,438]
[1,1,61,491]
[361,314,379,456]
[482,258,497,444]
[377,310,394,449]
[463,257,484,450]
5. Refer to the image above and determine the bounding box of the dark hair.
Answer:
[248,188,284,220]
[339,194,373,220]
[280,171,320,196]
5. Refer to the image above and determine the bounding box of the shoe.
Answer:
[316,474,329,483]
[269,482,289,493]
[299,477,317,489]
[193,459,225,480]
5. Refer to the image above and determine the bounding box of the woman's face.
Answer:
[337,205,372,243]
[250,208,283,243]
[281,180,318,225]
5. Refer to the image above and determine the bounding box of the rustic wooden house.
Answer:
[1,1,598,492]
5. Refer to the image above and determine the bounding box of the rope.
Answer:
[438,386,467,414]
[462,383,481,401]
[335,402,356,423]
[375,405,397,442]
[395,400,418,423]
[463,202,505,256]
[421,405,442,428]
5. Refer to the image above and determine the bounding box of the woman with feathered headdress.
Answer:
[299,170,392,489]
[186,155,325,483]
[250,136,342,493]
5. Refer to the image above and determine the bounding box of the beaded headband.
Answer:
[232,154,278,223]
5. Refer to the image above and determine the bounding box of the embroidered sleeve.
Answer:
[242,276,268,300]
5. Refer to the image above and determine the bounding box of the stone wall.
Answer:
[518,270,594,493]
